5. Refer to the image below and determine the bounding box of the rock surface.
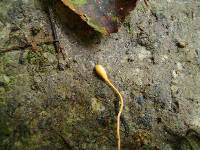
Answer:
[0,0,200,149]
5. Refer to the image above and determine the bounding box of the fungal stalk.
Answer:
[95,64,124,150]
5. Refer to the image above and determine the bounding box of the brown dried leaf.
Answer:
[61,0,138,34]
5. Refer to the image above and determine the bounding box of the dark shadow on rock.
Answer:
[116,0,138,21]
[40,0,102,47]
[39,0,138,47]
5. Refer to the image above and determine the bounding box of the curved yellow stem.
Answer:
[106,80,124,150]
[95,65,124,150]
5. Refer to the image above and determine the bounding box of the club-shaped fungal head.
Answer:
[95,64,109,82]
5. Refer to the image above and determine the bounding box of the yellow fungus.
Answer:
[95,64,109,82]
[95,64,124,150]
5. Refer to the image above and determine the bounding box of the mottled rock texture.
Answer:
[0,0,200,149]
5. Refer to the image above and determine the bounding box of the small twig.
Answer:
[144,0,149,7]
[47,5,67,71]
[50,128,74,150]
[0,40,55,54]
[19,49,25,64]
[47,7,60,53]
[57,133,74,150]
[47,6,65,60]
[0,45,31,54]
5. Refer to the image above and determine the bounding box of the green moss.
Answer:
[26,51,47,65]
[124,21,132,33]
[41,44,55,54]
[70,0,87,6]
[0,74,10,85]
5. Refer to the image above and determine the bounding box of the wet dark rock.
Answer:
[0,0,200,149]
